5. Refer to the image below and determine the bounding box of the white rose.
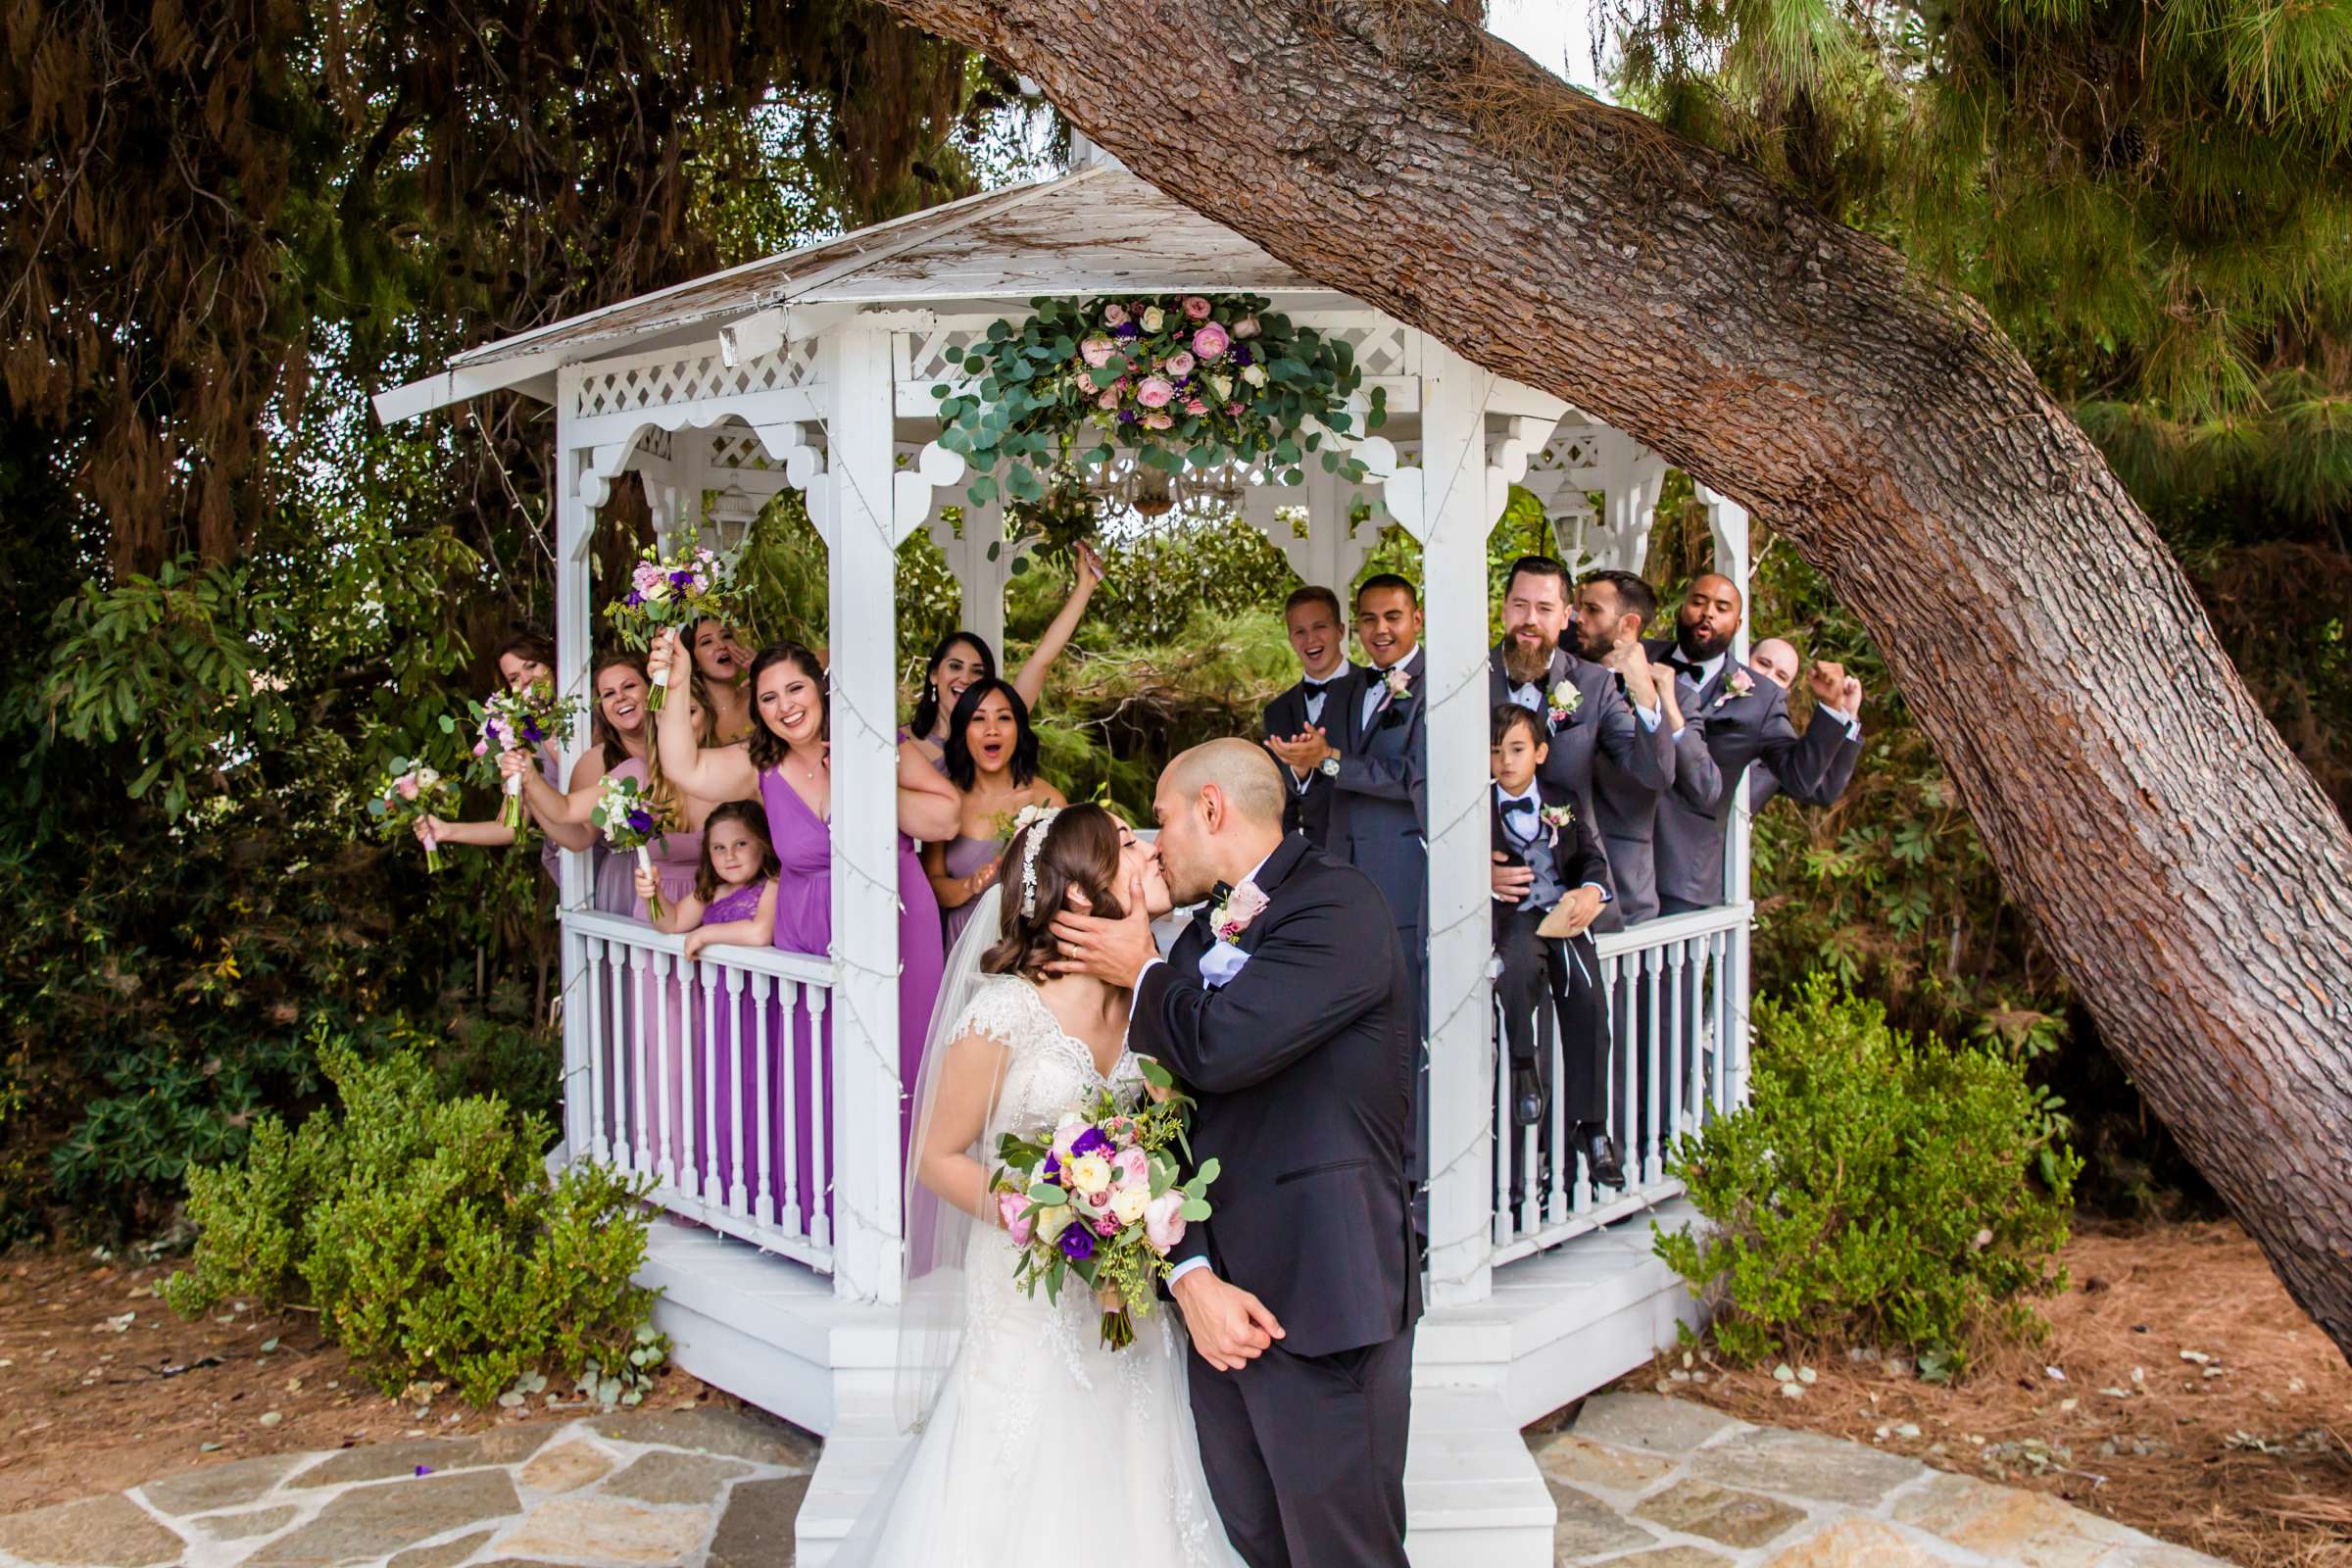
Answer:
[1141,306,1165,331]
[1240,364,1267,388]
[1051,1113,1087,1158]
[1065,1154,1113,1197]
[1036,1203,1076,1243]
[1109,1186,1150,1225]
[1207,373,1231,400]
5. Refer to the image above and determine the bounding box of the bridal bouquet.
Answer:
[365,758,459,871]
[604,541,743,712]
[470,680,581,831]
[590,773,670,920]
[992,1063,1218,1350]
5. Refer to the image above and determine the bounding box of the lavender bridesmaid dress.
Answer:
[607,759,704,1190]
[938,835,1004,948]
[759,767,945,1240]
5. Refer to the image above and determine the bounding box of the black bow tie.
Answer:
[1209,880,1234,904]
[1302,676,1340,694]
[1499,796,1538,817]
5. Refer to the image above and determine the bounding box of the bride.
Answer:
[830,803,1246,1566]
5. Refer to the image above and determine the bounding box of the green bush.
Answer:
[166,1037,663,1406]
[1655,974,2080,1375]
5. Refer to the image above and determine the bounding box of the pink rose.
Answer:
[1113,1148,1149,1187]
[1087,1184,1112,1210]
[394,774,420,802]
[1182,295,1212,320]
[1079,336,1116,368]
[1097,388,1121,411]
[1144,1191,1187,1253]
[998,1192,1033,1247]
[1095,1211,1121,1238]
[1136,375,1175,409]
[1190,321,1230,360]
[1226,401,1244,416]
[1102,303,1129,326]
[1164,350,1196,377]
[1185,398,1208,416]
[1232,315,1261,340]
[1145,412,1174,430]
[472,740,490,758]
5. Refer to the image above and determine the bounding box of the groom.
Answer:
[1051,738,1420,1568]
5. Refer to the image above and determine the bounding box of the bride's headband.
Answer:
[1011,803,1063,918]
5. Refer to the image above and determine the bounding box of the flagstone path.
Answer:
[0,1394,2231,1567]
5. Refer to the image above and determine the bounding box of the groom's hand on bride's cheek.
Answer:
[1172,1271,1285,1372]
[1048,868,1158,987]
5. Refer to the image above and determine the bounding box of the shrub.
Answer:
[1656,974,2080,1375]
[166,1038,663,1406]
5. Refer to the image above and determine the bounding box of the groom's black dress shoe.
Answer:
[1581,1125,1625,1188]
[1511,1066,1545,1127]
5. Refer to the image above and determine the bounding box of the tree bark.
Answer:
[875,0,2352,1354]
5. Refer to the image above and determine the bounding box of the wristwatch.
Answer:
[1318,755,1341,778]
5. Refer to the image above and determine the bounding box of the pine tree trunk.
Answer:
[877,0,2352,1355]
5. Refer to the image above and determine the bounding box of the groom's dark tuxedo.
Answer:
[1131,831,1419,1568]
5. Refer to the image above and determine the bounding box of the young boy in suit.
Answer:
[1491,704,1626,1208]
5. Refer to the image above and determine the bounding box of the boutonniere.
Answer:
[1539,802,1575,847]
[1713,667,1755,710]
[1545,681,1581,726]
[1382,663,1413,702]
[1210,879,1269,945]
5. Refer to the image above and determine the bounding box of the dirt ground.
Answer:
[1628,1221,2352,1568]
[0,1247,717,1515]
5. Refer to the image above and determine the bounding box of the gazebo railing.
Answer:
[564,910,839,1273]
[1491,903,1750,1265]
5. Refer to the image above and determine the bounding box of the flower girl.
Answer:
[633,799,780,957]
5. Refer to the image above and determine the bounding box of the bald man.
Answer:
[1646,575,1863,912]
[1744,637,1865,813]
[1049,738,1420,1568]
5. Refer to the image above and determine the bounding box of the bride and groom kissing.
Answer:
[832,738,1420,1568]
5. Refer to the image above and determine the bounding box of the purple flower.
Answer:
[521,719,545,743]
[1070,1126,1109,1157]
[1042,1152,1061,1180]
[625,590,645,608]
[1113,321,1141,339]
[669,569,694,587]
[1058,1225,1096,1261]
[1119,410,1138,424]
[626,808,654,832]
[1233,344,1254,367]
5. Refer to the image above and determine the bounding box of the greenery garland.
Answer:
[934,293,1390,535]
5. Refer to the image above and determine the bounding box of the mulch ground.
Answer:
[0,1247,718,1515]
[1629,1220,2352,1568]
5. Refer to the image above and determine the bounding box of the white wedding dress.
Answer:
[829,971,1246,1566]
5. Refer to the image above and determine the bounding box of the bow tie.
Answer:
[1302,675,1340,694]
[1662,654,1701,678]
[1208,880,1234,904]
[1499,796,1538,817]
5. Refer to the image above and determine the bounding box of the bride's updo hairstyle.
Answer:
[980,804,1127,980]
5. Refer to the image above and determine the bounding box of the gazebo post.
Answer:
[1414,340,1502,1310]
[927,496,1012,661]
[814,326,908,1303]
[553,383,596,1164]
[1696,483,1755,1106]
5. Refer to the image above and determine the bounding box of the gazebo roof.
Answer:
[378,163,1348,423]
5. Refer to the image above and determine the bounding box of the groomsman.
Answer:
[1648,574,1862,913]
[1262,585,1357,850]
[1567,569,1706,928]
[1745,637,1866,811]
[1486,556,1672,817]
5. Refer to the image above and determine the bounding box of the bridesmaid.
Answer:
[903,541,1103,771]
[923,678,1063,948]
[509,651,659,914]
[688,618,755,747]
[653,631,958,1237]
[414,633,594,879]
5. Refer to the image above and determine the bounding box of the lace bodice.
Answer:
[955,974,1148,1143]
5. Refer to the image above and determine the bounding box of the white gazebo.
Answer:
[377,154,1757,1567]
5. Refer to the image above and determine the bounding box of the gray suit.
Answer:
[1330,649,1427,977]
[1749,726,1862,812]
[1646,639,1858,910]
[1491,644,1678,930]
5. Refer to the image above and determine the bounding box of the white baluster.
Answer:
[726,964,750,1219]
[1642,944,1664,1190]
[754,972,778,1231]
[1546,959,1570,1229]
[651,947,677,1192]
[586,938,610,1166]
[808,982,831,1252]
[1491,992,1510,1246]
[778,978,802,1240]
[1652,939,1679,1186]
[678,955,702,1202]
[626,944,651,1178]
[1713,931,1734,1112]
[1665,936,1688,1155]
[700,956,722,1210]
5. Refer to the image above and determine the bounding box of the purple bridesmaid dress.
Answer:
[609,759,706,1192]
[759,766,945,1241]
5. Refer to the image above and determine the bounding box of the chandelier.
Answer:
[1086,455,1258,520]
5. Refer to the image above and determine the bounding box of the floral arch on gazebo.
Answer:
[378,152,1757,1566]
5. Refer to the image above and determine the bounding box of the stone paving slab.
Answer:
[0,1393,2237,1567]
